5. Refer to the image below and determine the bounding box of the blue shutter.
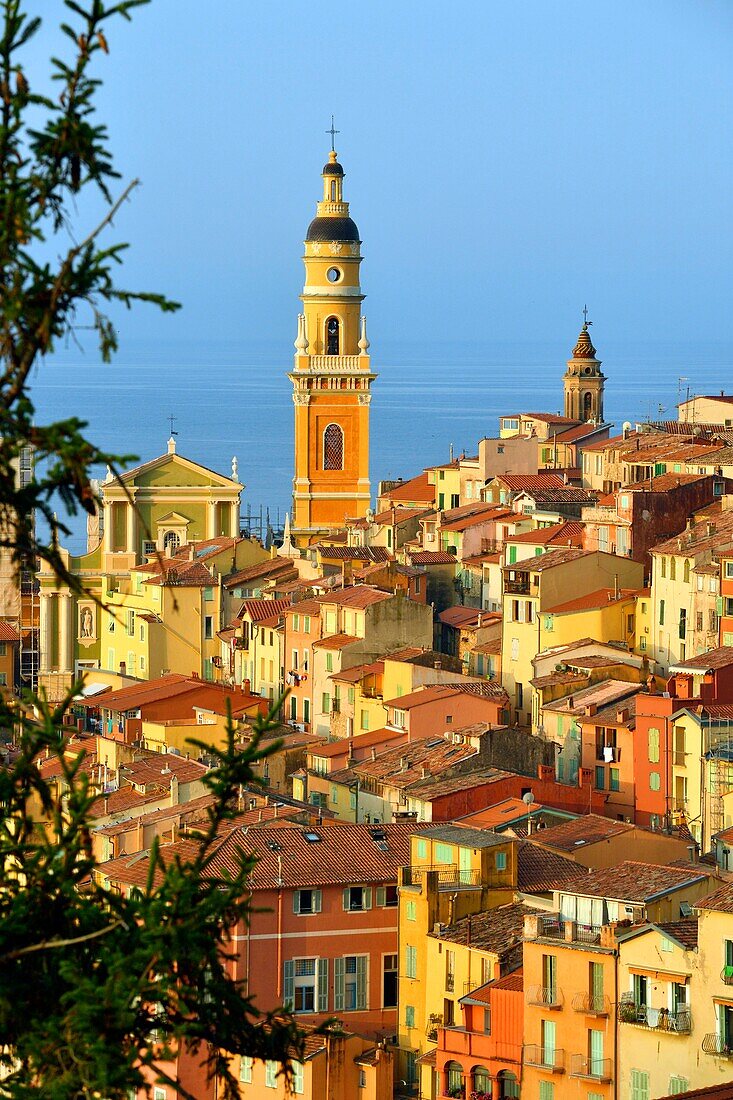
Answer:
[283,960,294,1010]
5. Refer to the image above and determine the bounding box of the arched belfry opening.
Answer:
[583,390,593,420]
[326,317,340,355]
[323,423,344,470]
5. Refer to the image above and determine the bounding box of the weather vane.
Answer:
[326,115,340,152]
[582,304,592,327]
[168,414,178,438]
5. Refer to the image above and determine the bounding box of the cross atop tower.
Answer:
[582,304,592,329]
[168,413,178,438]
[326,115,339,152]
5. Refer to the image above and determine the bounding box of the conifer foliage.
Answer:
[0,3,305,1096]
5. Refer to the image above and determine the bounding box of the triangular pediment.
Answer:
[108,451,240,492]
[156,511,191,526]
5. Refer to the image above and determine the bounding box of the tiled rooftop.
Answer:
[564,860,710,903]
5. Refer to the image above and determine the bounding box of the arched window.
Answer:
[326,317,339,355]
[445,1062,463,1095]
[163,530,180,553]
[472,1065,491,1093]
[683,559,690,583]
[323,423,344,471]
[330,180,336,200]
[583,390,593,420]
[497,1070,520,1099]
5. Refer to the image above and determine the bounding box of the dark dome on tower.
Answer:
[322,160,344,176]
[306,216,361,242]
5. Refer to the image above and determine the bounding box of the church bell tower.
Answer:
[290,138,375,545]
[563,311,606,423]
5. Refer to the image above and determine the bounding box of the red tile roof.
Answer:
[224,558,297,588]
[408,551,458,565]
[535,814,633,851]
[312,633,360,650]
[493,473,566,491]
[517,841,589,892]
[695,881,733,913]
[568,860,711,902]
[321,586,393,609]
[0,620,20,643]
[544,587,641,614]
[133,557,215,587]
[237,597,292,623]
[381,472,435,503]
[671,647,733,673]
[505,521,585,547]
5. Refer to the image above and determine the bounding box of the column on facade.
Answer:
[38,592,52,672]
[126,499,138,556]
[206,499,217,539]
[230,501,240,538]
[58,593,73,673]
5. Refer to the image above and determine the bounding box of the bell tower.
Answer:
[290,141,375,545]
[563,310,606,423]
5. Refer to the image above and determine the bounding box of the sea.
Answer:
[28,336,733,555]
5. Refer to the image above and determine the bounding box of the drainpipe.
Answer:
[613,940,619,1100]
[276,855,283,1000]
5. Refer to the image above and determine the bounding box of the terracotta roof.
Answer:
[504,546,591,572]
[431,901,528,958]
[330,660,384,684]
[372,506,432,525]
[320,586,393,609]
[133,557,215,587]
[224,558,296,588]
[209,821,433,890]
[654,1083,733,1100]
[237,597,292,623]
[312,633,360,651]
[517,840,589,892]
[116,755,209,789]
[544,587,640,614]
[383,681,507,708]
[695,880,733,913]
[381,472,435,503]
[406,764,514,801]
[440,504,509,533]
[286,598,323,617]
[553,422,607,443]
[534,814,632,851]
[308,727,396,757]
[315,545,392,562]
[331,736,479,789]
[657,919,699,949]
[505,521,585,547]
[540,679,638,716]
[438,605,483,628]
[494,473,567,491]
[516,486,598,505]
[0,620,20,643]
[531,670,587,690]
[408,551,458,565]
[89,674,192,711]
[571,325,597,358]
[567,860,710,903]
[522,413,581,425]
[671,647,733,673]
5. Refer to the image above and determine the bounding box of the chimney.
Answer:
[434,659,442,671]
[707,522,716,537]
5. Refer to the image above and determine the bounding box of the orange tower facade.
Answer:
[290,148,375,545]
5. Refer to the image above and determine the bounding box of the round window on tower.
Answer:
[326,267,341,283]
[584,366,592,374]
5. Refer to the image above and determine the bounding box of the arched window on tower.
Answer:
[583,391,593,421]
[163,530,180,554]
[326,317,340,355]
[323,423,344,470]
[330,180,337,200]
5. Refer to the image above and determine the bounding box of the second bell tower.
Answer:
[290,145,375,545]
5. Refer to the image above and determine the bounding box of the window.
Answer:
[204,615,213,640]
[303,698,310,724]
[326,316,340,354]
[153,1090,166,1100]
[483,1007,491,1033]
[331,785,338,805]
[343,885,372,911]
[239,1057,252,1083]
[495,850,507,871]
[648,727,660,763]
[541,1019,556,1066]
[435,842,453,863]
[335,954,367,1011]
[304,614,311,632]
[631,1069,650,1100]
[668,1078,689,1096]
[289,695,297,721]
[405,1004,415,1028]
[377,884,399,907]
[659,599,665,626]
[326,651,333,673]
[322,692,330,714]
[609,768,620,791]
[323,422,344,470]
[293,888,322,915]
[162,530,180,553]
[405,945,417,978]
[383,954,398,1008]
[265,1060,278,1088]
[670,557,676,581]
[358,1069,367,1088]
[290,1062,304,1094]
[0,673,6,687]
[649,771,661,791]
[283,958,328,1014]
[595,765,605,790]
[539,1083,554,1100]
[542,954,557,1002]
[127,609,135,636]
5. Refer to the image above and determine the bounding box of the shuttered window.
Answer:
[631,1069,649,1100]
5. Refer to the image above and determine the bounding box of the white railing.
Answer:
[305,355,363,373]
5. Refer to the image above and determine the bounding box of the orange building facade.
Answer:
[436,971,523,1099]
[290,146,375,544]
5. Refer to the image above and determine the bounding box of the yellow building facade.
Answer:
[290,147,375,544]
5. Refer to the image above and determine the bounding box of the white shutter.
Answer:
[343,887,350,911]
[363,887,372,910]
[317,958,329,1012]
[292,891,300,915]
[334,957,345,1011]
[314,889,322,914]
[376,886,386,907]
[283,960,294,1010]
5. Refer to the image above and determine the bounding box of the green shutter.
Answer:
[509,544,517,564]
[356,955,367,1010]
[283,960,294,1010]
[539,1083,554,1100]
[317,958,328,1012]
[334,957,345,1011]
[631,1070,650,1100]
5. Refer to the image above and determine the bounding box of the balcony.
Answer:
[504,576,531,596]
[618,1001,691,1033]
[523,1045,565,1073]
[527,985,562,1009]
[401,865,484,889]
[301,354,364,373]
[570,1055,612,1082]
[572,992,610,1016]
[535,916,601,945]
[702,1033,733,1057]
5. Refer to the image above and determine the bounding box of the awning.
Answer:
[73,682,111,702]
[629,966,689,983]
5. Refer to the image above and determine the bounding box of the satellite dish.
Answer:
[522,791,535,805]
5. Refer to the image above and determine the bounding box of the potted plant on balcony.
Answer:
[469,1092,491,1100]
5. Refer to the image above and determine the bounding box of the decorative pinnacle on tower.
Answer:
[563,307,606,423]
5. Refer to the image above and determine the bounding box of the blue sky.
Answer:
[26,0,733,350]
